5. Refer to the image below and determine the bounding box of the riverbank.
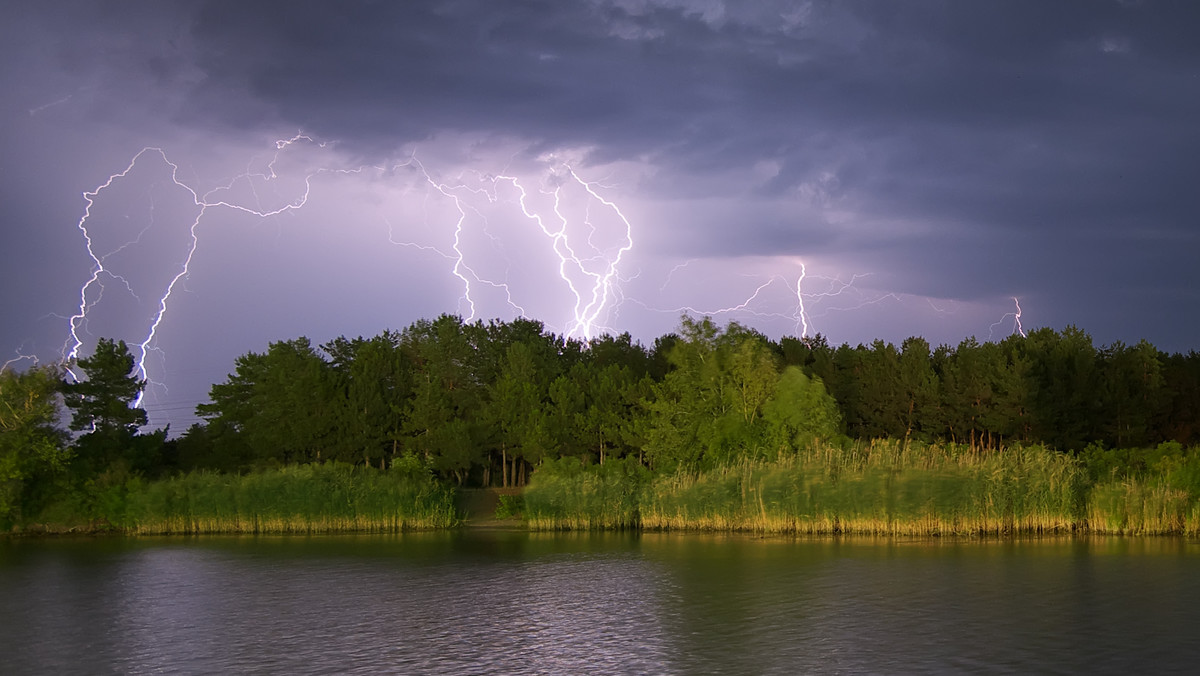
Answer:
[524,442,1200,536]
[9,441,1200,537]
[10,463,458,535]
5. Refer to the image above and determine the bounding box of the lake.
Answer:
[2,531,1198,674]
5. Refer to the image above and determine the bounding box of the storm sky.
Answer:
[3,1,1199,431]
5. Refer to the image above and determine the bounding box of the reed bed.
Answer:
[121,463,458,534]
[524,441,1098,535]
[1086,479,1200,535]
[1081,443,1200,535]
[640,441,1085,535]
[524,457,649,530]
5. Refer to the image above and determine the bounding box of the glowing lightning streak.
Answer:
[2,352,39,373]
[389,157,538,320]
[66,136,358,407]
[659,260,696,292]
[646,261,904,340]
[640,277,788,321]
[65,150,156,366]
[987,296,1027,341]
[565,167,634,338]
[795,263,809,338]
[501,167,634,340]
[62,135,637,420]
[1013,297,1026,337]
[801,273,902,321]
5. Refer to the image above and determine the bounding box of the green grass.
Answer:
[525,441,1100,535]
[119,463,458,534]
[1081,441,1200,535]
[524,456,649,530]
[18,440,1200,537]
[640,441,1086,535]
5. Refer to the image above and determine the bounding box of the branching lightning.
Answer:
[39,132,1034,433]
[55,135,637,418]
[502,165,634,338]
[987,296,1027,341]
[643,260,905,340]
[2,351,39,373]
[63,137,353,406]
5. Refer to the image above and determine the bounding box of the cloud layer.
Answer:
[4,1,1200,429]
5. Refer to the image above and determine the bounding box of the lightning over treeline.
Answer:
[9,134,1040,433]
[988,297,1027,341]
[54,135,638,410]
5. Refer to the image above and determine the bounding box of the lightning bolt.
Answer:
[645,260,901,340]
[388,156,528,322]
[987,296,1027,341]
[28,94,73,116]
[63,136,365,407]
[795,263,808,338]
[498,165,633,339]
[57,135,636,419]
[2,351,39,373]
[658,260,696,292]
[558,167,634,338]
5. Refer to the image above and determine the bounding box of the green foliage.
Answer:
[0,364,70,527]
[640,441,1086,534]
[323,331,413,466]
[60,338,146,435]
[522,441,1104,535]
[60,338,161,477]
[524,456,650,529]
[1021,326,1103,450]
[198,337,340,465]
[150,312,1200,529]
[643,316,782,471]
[120,463,458,534]
[494,493,524,519]
[1082,441,1200,534]
[762,366,841,455]
[399,316,488,484]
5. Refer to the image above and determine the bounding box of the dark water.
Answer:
[2,532,1198,675]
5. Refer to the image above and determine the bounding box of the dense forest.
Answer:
[3,314,1199,533]
[181,314,1197,479]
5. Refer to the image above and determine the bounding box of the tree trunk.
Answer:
[903,397,914,449]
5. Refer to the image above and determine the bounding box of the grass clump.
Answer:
[119,462,458,534]
[640,441,1085,535]
[524,441,1090,535]
[1083,442,1200,535]
[524,456,649,530]
[494,494,524,519]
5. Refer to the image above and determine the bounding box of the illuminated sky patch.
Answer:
[3,1,1198,430]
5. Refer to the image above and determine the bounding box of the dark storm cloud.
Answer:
[30,1,1200,242]
[159,0,1200,277]
[5,0,1200,360]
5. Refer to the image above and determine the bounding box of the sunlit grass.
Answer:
[121,463,459,534]
[524,457,648,530]
[1086,480,1198,535]
[641,441,1086,535]
[529,441,1094,535]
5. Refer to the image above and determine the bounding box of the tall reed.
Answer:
[524,457,649,530]
[1082,442,1200,535]
[641,442,1086,535]
[121,463,458,534]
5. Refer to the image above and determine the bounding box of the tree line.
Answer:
[2,313,1199,527]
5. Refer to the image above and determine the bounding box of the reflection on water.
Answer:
[2,532,1198,674]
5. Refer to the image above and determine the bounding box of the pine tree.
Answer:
[61,338,149,473]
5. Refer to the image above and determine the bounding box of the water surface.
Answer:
[2,532,1197,674]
